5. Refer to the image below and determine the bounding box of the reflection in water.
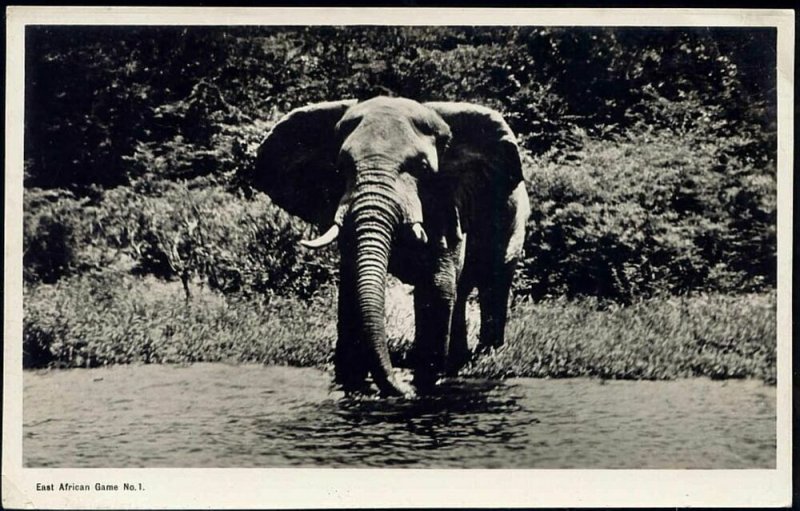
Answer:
[23,364,776,468]
[255,380,536,467]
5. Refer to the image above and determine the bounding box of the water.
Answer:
[24,363,775,468]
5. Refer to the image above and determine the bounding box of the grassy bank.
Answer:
[465,294,776,383]
[23,272,776,384]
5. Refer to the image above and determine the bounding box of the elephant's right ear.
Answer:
[248,99,358,226]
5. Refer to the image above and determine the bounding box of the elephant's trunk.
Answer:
[350,166,409,397]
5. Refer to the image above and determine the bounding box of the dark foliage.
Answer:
[23,26,777,300]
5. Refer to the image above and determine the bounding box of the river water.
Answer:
[24,363,775,468]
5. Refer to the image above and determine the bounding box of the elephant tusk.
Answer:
[411,223,428,244]
[452,206,464,241]
[300,224,340,249]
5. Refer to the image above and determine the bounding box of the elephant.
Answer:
[245,96,530,397]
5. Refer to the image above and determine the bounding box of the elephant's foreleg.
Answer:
[411,241,465,390]
[476,262,515,353]
[446,285,471,376]
[412,273,458,391]
[334,267,370,392]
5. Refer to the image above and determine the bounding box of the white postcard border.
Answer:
[3,7,793,509]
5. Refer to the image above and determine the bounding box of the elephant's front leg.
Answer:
[476,260,516,353]
[334,258,370,392]
[411,241,464,391]
[446,283,471,376]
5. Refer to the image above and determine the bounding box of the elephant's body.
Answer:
[386,179,529,376]
[246,96,530,397]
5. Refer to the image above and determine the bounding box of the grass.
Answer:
[23,272,776,384]
[463,294,776,384]
[23,273,337,369]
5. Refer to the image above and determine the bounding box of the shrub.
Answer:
[24,176,339,299]
[23,188,120,284]
[93,178,337,299]
[23,211,75,284]
[123,178,337,299]
[516,114,776,301]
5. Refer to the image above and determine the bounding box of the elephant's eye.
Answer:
[419,153,439,174]
[403,154,436,178]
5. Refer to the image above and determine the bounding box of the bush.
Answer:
[23,188,124,283]
[24,176,340,300]
[516,113,776,301]
[121,178,338,299]
[23,211,75,284]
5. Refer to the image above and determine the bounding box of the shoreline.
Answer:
[23,276,776,384]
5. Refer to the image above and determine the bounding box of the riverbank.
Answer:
[23,273,776,383]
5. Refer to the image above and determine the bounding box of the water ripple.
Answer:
[23,364,776,468]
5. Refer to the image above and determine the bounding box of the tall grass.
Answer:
[465,294,776,383]
[23,272,337,369]
[23,272,776,384]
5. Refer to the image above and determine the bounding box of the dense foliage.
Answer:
[24,177,337,299]
[23,26,776,301]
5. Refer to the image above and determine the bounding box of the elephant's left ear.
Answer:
[424,102,523,193]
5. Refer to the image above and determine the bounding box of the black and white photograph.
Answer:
[3,7,793,509]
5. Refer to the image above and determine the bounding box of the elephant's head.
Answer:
[246,97,523,396]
